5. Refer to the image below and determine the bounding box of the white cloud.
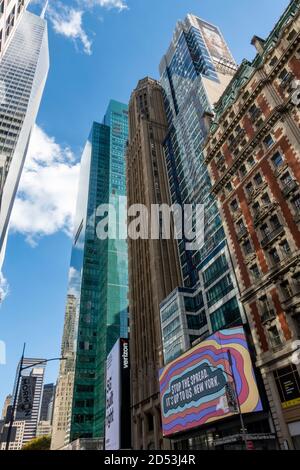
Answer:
[82,0,128,10]
[10,125,80,246]
[48,5,92,55]
[43,0,128,55]
[0,272,9,303]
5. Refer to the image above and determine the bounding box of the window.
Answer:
[262,193,271,205]
[268,326,282,348]
[259,296,269,309]
[252,201,260,215]
[230,199,239,212]
[264,134,274,149]
[243,239,253,255]
[254,173,263,186]
[274,365,300,407]
[206,274,234,308]
[245,182,254,196]
[203,254,228,288]
[249,104,261,122]
[225,182,233,192]
[261,223,270,236]
[236,219,246,232]
[279,68,293,88]
[280,239,291,256]
[293,195,300,212]
[280,281,293,299]
[281,172,292,186]
[292,273,300,292]
[210,298,241,332]
[269,248,280,263]
[250,264,260,280]
[270,214,280,229]
[272,151,284,168]
[247,156,255,167]
[240,164,247,177]
[187,312,207,330]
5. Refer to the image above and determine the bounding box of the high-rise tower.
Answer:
[0,8,49,269]
[159,15,246,364]
[127,78,182,449]
[51,101,128,449]
[0,1,31,61]
[0,358,46,450]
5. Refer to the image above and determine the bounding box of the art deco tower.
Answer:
[127,78,182,449]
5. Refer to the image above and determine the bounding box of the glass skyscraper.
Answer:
[159,15,246,363]
[51,101,128,448]
[0,8,49,269]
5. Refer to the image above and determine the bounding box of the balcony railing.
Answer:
[261,309,276,323]
[261,224,284,248]
[281,179,298,197]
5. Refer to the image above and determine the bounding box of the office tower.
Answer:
[51,101,128,448]
[204,0,300,450]
[36,420,52,437]
[0,1,30,60]
[1,393,11,419]
[39,383,55,422]
[51,294,78,449]
[159,14,246,364]
[127,78,182,450]
[0,8,49,269]
[0,358,46,450]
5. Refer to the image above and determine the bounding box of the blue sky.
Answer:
[0,0,289,408]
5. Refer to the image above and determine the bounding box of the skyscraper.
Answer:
[0,1,31,61]
[39,383,55,422]
[51,101,128,448]
[0,8,49,269]
[1,393,11,419]
[51,294,77,450]
[127,78,182,449]
[0,358,46,450]
[159,15,246,363]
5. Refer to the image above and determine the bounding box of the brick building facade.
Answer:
[204,0,300,449]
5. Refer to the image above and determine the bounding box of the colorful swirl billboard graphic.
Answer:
[159,327,263,437]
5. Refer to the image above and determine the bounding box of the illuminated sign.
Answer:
[105,338,130,450]
[159,327,262,437]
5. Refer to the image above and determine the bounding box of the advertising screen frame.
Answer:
[159,326,263,437]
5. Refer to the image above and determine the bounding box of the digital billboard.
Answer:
[159,327,262,437]
[105,338,130,450]
[197,19,235,64]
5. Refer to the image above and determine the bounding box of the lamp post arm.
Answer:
[21,357,66,372]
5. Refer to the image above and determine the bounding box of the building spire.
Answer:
[41,0,49,19]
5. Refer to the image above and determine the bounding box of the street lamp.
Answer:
[204,349,248,450]
[5,343,66,451]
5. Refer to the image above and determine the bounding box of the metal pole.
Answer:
[5,343,26,451]
[227,349,248,450]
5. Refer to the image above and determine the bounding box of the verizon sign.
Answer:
[105,338,130,450]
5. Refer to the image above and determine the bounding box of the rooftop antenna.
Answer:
[41,0,49,19]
